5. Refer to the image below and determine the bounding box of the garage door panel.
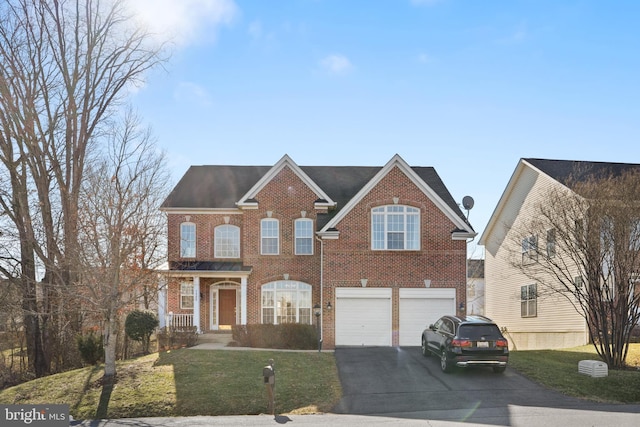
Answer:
[335,289,391,346]
[399,289,455,346]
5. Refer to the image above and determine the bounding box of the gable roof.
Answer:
[478,158,640,245]
[161,155,474,235]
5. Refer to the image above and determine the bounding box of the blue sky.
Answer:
[129,0,640,258]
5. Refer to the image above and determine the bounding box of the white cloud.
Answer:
[125,0,238,47]
[320,54,353,75]
[174,82,213,107]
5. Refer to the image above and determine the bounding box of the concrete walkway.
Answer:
[189,333,333,352]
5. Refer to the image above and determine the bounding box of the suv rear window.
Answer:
[458,324,502,340]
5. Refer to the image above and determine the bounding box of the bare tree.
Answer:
[77,109,168,380]
[511,169,640,369]
[0,0,164,376]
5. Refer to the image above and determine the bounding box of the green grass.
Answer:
[509,343,640,403]
[0,349,342,420]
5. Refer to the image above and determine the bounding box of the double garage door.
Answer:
[335,287,456,346]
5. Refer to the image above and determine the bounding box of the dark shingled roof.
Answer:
[524,158,640,187]
[161,164,472,230]
[169,261,251,272]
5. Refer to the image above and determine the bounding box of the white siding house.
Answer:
[479,159,593,350]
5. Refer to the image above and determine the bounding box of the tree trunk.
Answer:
[103,311,118,379]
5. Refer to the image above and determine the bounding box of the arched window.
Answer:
[294,218,313,255]
[261,218,279,255]
[371,205,420,250]
[214,224,240,258]
[180,222,196,258]
[261,281,312,324]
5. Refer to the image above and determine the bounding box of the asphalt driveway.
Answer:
[332,346,640,424]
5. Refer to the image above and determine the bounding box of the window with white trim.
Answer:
[521,235,538,264]
[180,223,196,258]
[180,282,194,309]
[371,205,420,250]
[261,281,312,324]
[521,284,537,318]
[295,218,313,255]
[214,224,240,258]
[261,218,279,255]
[630,219,640,251]
[546,229,556,258]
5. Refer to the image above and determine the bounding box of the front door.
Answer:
[219,289,237,328]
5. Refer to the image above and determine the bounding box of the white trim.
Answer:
[236,155,337,208]
[320,154,475,237]
[160,208,243,215]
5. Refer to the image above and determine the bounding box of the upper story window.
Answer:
[261,218,279,255]
[371,205,420,250]
[214,224,240,258]
[546,229,556,258]
[180,222,196,258]
[630,219,640,251]
[521,235,537,264]
[295,218,313,255]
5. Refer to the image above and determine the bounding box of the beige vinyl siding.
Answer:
[484,165,589,350]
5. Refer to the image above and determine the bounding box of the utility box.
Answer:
[578,360,608,378]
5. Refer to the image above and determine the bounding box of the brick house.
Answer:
[157,154,475,348]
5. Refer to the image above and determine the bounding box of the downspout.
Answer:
[316,235,324,345]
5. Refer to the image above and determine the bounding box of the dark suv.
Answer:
[421,315,509,373]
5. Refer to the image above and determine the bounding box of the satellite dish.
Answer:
[462,196,474,211]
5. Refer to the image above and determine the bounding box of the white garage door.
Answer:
[399,288,456,346]
[335,288,392,346]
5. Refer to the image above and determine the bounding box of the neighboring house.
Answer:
[466,259,485,316]
[158,154,475,348]
[479,158,640,350]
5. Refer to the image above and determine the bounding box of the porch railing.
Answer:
[165,313,194,330]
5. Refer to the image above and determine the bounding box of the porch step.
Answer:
[198,333,233,345]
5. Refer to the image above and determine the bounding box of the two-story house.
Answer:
[479,158,640,350]
[157,154,475,348]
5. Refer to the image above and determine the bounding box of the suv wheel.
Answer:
[421,337,430,357]
[440,349,453,373]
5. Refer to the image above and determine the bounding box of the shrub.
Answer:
[125,310,159,354]
[232,324,318,349]
[76,332,103,365]
[157,326,198,351]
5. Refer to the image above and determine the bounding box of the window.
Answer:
[521,235,538,264]
[630,219,640,251]
[261,219,279,255]
[574,276,584,289]
[546,229,556,258]
[295,219,313,255]
[180,223,196,258]
[214,225,240,258]
[180,282,194,309]
[261,281,312,324]
[521,284,537,317]
[372,205,420,250]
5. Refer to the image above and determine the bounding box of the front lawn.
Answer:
[0,349,341,420]
[509,343,640,403]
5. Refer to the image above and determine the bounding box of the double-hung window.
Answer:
[180,282,194,309]
[295,218,313,255]
[261,218,279,255]
[546,229,556,258]
[372,205,420,250]
[521,235,538,264]
[261,281,312,324]
[520,284,537,317]
[214,225,240,258]
[180,223,196,258]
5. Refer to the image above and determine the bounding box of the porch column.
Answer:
[241,277,247,325]
[158,275,167,328]
[193,276,201,333]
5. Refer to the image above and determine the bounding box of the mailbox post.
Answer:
[314,303,322,352]
[263,359,275,415]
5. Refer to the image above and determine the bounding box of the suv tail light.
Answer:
[496,339,508,348]
[451,339,472,348]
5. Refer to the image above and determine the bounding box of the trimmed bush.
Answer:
[157,326,198,351]
[76,332,103,365]
[125,310,159,354]
[232,324,318,349]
